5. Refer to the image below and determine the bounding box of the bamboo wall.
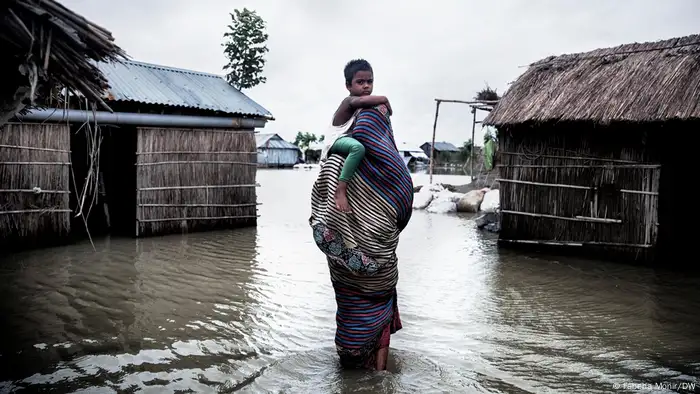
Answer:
[135,127,258,237]
[0,123,71,248]
[497,123,662,262]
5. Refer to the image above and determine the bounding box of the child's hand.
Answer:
[378,102,392,117]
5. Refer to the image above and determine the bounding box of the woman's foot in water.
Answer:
[334,181,351,212]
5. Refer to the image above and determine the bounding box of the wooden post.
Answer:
[429,100,441,184]
[470,107,476,179]
[135,189,140,237]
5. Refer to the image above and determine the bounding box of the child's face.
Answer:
[346,70,373,96]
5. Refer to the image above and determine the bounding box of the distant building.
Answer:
[256,133,301,168]
[396,142,430,167]
[420,141,461,164]
[304,141,326,163]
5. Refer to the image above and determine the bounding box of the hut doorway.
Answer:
[69,125,136,238]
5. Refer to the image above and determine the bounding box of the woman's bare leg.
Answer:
[376,347,389,370]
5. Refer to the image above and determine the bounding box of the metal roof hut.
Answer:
[0,0,126,250]
[256,133,301,168]
[17,59,274,239]
[420,141,460,165]
[483,34,700,264]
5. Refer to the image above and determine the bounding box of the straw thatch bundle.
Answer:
[0,0,127,124]
[485,34,700,127]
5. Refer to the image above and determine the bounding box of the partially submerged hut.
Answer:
[256,133,301,167]
[420,141,460,164]
[483,34,700,264]
[13,59,273,239]
[0,0,125,249]
[396,142,429,168]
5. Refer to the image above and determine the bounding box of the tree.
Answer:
[293,131,320,151]
[222,8,269,90]
[458,138,473,161]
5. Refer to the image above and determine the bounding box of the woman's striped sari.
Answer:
[309,105,413,368]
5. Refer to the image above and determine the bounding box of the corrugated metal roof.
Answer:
[256,133,300,150]
[396,142,424,153]
[97,59,273,119]
[421,141,460,152]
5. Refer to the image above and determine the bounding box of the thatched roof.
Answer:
[484,34,700,127]
[0,0,127,123]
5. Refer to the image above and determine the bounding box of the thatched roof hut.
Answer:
[482,34,700,265]
[0,0,127,124]
[485,34,700,127]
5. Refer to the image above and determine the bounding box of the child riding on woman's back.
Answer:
[323,59,392,213]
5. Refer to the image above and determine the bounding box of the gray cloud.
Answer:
[63,0,699,147]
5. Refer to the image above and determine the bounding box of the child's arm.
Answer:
[348,95,390,110]
[332,95,392,126]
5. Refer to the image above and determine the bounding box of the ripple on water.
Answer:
[0,169,699,393]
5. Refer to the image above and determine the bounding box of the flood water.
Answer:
[0,169,698,393]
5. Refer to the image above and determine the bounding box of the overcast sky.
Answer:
[63,0,698,147]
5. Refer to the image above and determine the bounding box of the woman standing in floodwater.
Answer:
[309,60,413,370]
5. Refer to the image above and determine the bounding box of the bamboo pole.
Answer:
[138,203,261,208]
[499,239,653,248]
[138,184,258,192]
[497,164,660,169]
[429,101,441,184]
[0,144,70,153]
[496,178,659,196]
[499,151,644,164]
[470,107,476,178]
[135,161,257,167]
[0,162,71,165]
[137,215,259,223]
[135,189,140,237]
[435,99,499,105]
[205,187,209,218]
[501,209,622,224]
[0,209,72,215]
[135,151,257,155]
[0,189,69,193]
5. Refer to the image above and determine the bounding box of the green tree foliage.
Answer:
[293,131,321,151]
[222,8,269,90]
[458,138,473,161]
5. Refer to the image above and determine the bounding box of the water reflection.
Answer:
[0,229,261,391]
[0,169,696,393]
[485,253,700,392]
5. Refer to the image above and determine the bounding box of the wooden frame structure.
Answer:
[429,99,498,184]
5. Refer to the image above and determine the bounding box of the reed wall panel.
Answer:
[135,127,258,236]
[497,123,662,261]
[0,123,71,246]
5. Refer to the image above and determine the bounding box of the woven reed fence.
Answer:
[496,126,661,261]
[135,127,258,237]
[0,123,71,246]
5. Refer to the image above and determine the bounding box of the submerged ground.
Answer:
[0,169,698,393]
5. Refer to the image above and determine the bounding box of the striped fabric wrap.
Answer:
[309,105,413,368]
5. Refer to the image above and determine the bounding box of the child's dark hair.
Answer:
[344,59,373,86]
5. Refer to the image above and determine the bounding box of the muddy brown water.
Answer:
[0,169,698,393]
